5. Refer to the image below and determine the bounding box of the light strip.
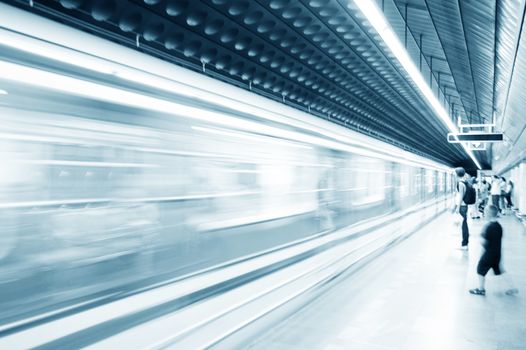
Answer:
[352,0,481,170]
[191,126,313,150]
[117,68,449,170]
[0,59,451,172]
[0,1,456,173]
[0,17,452,173]
[0,88,7,95]
[0,29,115,75]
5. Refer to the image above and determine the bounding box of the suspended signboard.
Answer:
[447,132,503,143]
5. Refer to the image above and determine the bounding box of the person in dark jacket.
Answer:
[505,180,514,209]
[469,205,518,296]
[453,167,469,250]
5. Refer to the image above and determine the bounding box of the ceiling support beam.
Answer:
[422,0,474,131]
[456,0,483,124]
[397,1,472,132]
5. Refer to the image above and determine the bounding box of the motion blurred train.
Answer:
[0,5,454,325]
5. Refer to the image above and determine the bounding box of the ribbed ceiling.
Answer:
[7,0,516,169]
[386,0,495,168]
[492,0,526,173]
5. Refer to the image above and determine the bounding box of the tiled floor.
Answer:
[246,212,526,350]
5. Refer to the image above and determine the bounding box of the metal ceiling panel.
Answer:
[391,0,464,116]
[493,0,526,173]
[494,34,526,170]
[494,0,525,129]
[457,0,495,123]
[423,0,481,123]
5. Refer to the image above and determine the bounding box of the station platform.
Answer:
[245,213,526,350]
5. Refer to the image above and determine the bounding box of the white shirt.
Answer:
[491,179,501,195]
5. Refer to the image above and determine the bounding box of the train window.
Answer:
[400,170,409,198]
[350,157,386,205]
[211,163,259,189]
[426,169,434,193]
[438,172,445,193]
[258,163,293,191]
[411,168,420,196]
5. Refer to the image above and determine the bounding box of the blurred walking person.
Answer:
[469,205,519,296]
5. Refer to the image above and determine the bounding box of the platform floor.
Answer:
[245,212,526,350]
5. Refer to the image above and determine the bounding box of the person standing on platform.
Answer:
[490,175,501,214]
[500,177,507,215]
[505,180,514,210]
[470,177,480,220]
[469,205,519,296]
[478,179,489,217]
[453,167,471,250]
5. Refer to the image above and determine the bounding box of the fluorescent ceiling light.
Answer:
[0,27,452,172]
[0,59,450,172]
[0,29,116,75]
[191,126,313,150]
[0,23,449,171]
[353,0,481,170]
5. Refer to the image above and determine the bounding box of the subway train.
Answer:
[0,11,454,327]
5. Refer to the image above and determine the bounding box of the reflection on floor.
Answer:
[246,212,526,350]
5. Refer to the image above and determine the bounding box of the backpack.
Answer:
[460,180,476,205]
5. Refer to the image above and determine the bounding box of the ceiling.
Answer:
[5,0,526,170]
[491,0,526,174]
